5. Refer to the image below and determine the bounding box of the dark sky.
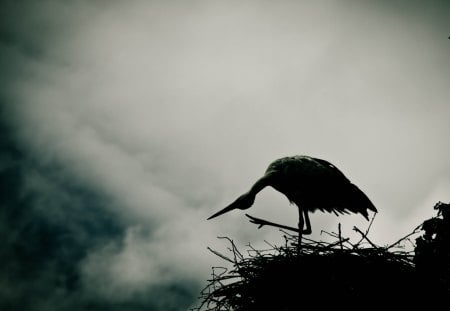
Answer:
[1,1,449,310]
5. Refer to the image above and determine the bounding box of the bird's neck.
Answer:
[249,175,270,196]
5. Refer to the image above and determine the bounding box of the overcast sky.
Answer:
[1,1,449,310]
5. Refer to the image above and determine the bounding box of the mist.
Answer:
[1,1,449,309]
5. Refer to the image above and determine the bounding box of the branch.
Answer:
[245,214,299,233]
[217,236,244,261]
[352,226,378,248]
[207,247,234,263]
[325,238,351,249]
[355,213,376,247]
[386,223,423,249]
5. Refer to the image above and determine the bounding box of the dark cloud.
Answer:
[1,1,450,310]
[0,108,200,310]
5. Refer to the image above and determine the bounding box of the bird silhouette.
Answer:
[208,155,377,242]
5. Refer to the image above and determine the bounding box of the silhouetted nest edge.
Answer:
[193,212,450,310]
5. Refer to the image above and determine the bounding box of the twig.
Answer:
[327,238,350,249]
[352,226,378,248]
[321,230,339,239]
[207,247,234,263]
[218,236,243,261]
[355,213,377,247]
[246,243,263,257]
[264,240,276,249]
[386,223,423,249]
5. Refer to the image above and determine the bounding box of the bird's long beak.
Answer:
[207,203,236,220]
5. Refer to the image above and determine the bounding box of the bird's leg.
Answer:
[298,207,304,253]
[302,210,312,235]
[245,214,300,233]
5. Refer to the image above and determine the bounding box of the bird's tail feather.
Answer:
[347,184,377,220]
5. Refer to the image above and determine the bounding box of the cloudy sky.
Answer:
[1,0,449,310]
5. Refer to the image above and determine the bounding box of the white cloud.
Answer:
[4,0,450,306]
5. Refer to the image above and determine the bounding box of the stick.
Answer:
[355,213,376,247]
[325,238,351,249]
[352,226,378,248]
[386,223,423,249]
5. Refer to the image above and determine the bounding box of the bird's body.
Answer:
[208,155,377,236]
[264,156,376,219]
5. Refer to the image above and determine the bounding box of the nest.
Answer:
[194,203,450,310]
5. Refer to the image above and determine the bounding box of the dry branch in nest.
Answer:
[193,202,450,310]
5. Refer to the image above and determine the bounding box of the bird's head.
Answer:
[207,192,255,220]
[233,192,256,210]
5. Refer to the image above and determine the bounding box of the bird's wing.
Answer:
[311,157,350,183]
[267,156,349,182]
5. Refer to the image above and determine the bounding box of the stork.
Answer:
[208,155,377,246]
